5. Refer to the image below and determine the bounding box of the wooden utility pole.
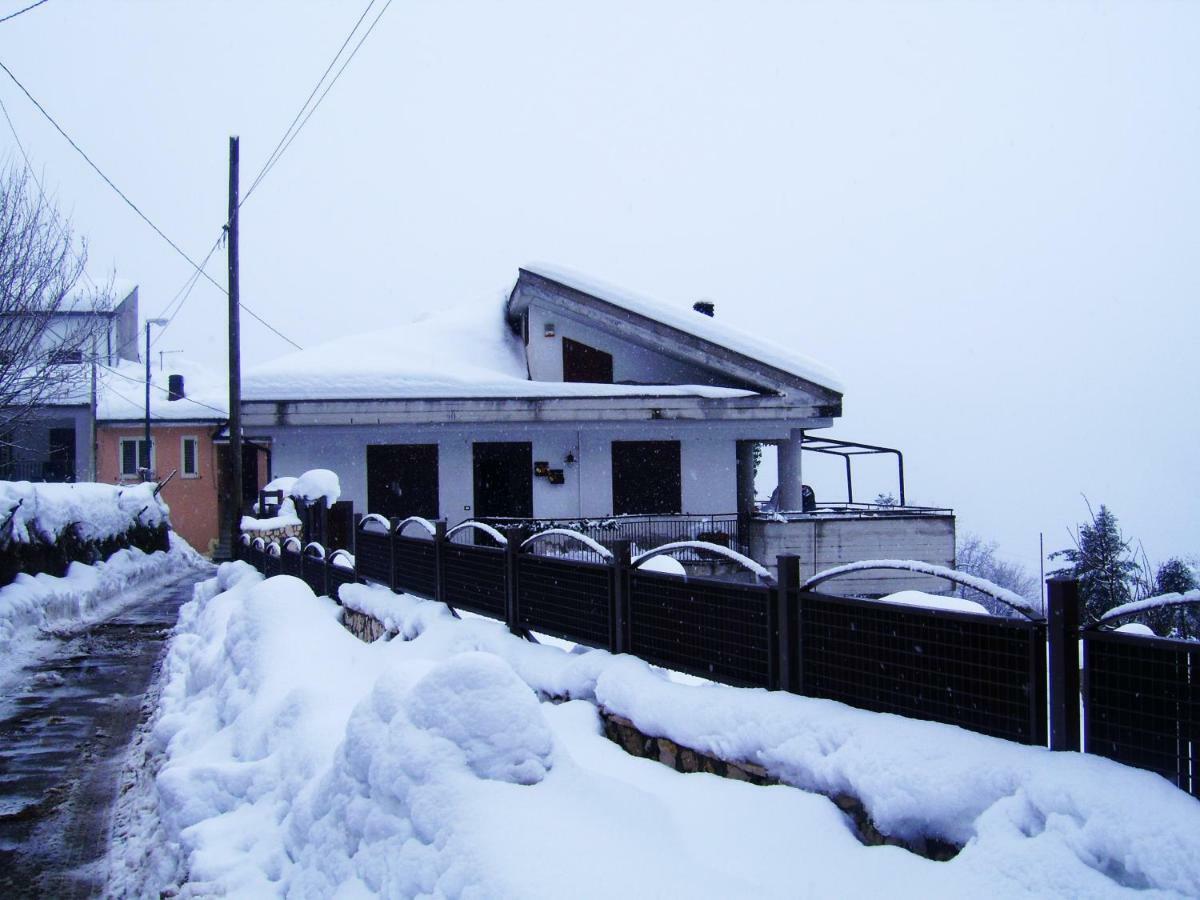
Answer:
[227,136,243,554]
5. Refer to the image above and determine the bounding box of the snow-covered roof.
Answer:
[244,302,753,402]
[515,265,843,394]
[96,357,227,422]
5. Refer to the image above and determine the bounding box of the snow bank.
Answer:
[134,575,1200,898]
[0,533,205,689]
[289,469,341,507]
[1,480,168,544]
[879,590,991,616]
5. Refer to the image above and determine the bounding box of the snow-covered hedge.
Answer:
[0,481,170,586]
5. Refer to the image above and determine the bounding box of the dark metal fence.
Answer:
[1083,630,1200,796]
[629,570,774,687]
[795,591,1046,744]
[233,520,1200,794]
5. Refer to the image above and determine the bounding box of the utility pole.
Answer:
[227,136,243,554]
[144,317,168,480]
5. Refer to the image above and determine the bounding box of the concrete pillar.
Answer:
[735,441,757,514]
[777,428,804,512]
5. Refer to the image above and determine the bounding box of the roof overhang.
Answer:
[243,393,837,428]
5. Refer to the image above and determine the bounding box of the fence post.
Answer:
[610,540,631,654]
[433,519,447,605]
[775,555,801,693]
[504,525,524,636]
[1047,577,1082,751]
[351,512,362,554]
[387,517,400,593]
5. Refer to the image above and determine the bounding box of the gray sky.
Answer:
[3,0,1197,578]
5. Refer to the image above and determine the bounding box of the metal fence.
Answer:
[235,522,1200,792]
[1083,629,1200,797]
[480,513,747,559]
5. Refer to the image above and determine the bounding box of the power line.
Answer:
[0,0,51,26]
[243,0,393,204]
[0,58,216,285]
[0,91,97,290]
[97,361,230,419]
[0,60,304,351]
[242,0,377,204]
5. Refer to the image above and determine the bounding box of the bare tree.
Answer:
[956,533,1038,615]
[0,164,110,454]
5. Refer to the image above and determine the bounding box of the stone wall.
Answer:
[241,523,302,546]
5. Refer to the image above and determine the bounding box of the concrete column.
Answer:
[735,441,757,514]
[777,428,804,512]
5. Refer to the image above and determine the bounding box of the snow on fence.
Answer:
[236,525,1200,795]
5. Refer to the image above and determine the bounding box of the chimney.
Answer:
[167,374,185,401]
[692,300,715,317]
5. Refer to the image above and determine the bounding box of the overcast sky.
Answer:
[2,0,1197,578]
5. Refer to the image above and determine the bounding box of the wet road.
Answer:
[0,570,208,898]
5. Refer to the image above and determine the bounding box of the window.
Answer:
[119,437,153,478]
[611,441,681,515]
[50,347,84,364]
[181,436,199,477]
[562,337,613,383]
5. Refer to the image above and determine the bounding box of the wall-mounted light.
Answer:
[547,469,565,485]
[534,460,550,477]
[543,322,556,338]
[564,451,576,465]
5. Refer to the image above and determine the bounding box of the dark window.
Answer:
[367,444,440,520]
[120,438,151,476]
[182,437,198,476]
[612,441,681,515]
[50,347,83,364]
[562,337,613,384]
[473,442,533,518]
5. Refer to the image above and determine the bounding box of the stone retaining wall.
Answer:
[241,523,302,545]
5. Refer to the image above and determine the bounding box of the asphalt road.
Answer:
[0,570,208,899]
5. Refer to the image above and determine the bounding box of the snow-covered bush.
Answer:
[0,481,169,586]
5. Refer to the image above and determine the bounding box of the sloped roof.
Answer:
[243,302,753,402]
[509,266,843,397]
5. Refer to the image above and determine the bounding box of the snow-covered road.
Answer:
[0,568,209,898]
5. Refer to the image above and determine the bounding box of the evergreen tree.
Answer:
[1049,504,1139,622]
[1155,558,1198,596]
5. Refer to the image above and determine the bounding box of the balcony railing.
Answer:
[0,459,75,482]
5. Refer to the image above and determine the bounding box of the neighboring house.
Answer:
[94,357,267,557]
[242,267,955,593]
[0,284,139,483]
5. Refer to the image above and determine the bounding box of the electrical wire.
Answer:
[97,361,230,419]
[242,0,377,204]
[0,0,50,26]
[0,59,304,352]
[0,58,219,287]
[242,0,393,204]
[0,91,97,290]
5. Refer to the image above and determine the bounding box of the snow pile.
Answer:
[878,590,991,616]
[289,469,341,507]
[242,476,302,533]
[1,480,168,544]
[128,573,1200,897]
[0,533,205,689]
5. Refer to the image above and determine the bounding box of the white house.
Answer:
[242,268,954,592]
